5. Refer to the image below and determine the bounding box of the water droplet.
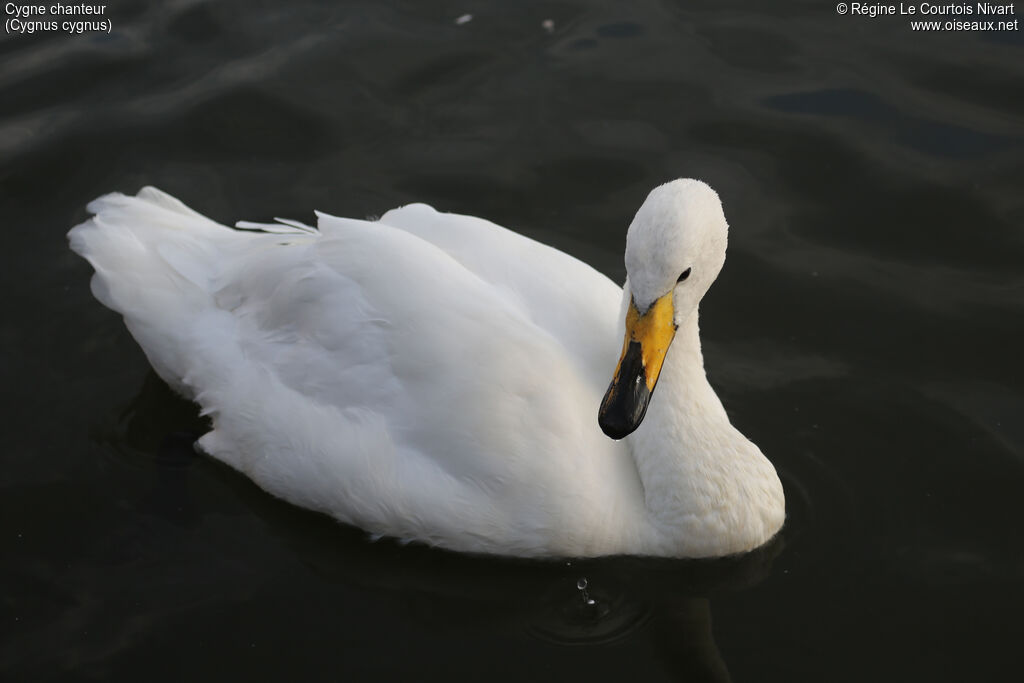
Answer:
[576,577,588,590]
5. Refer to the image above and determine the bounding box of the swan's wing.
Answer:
[70,189,641,556]
[203,216,637,555]
[368,203,624,378]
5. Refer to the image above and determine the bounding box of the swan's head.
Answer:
[598,179,728,440]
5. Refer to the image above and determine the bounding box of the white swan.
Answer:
[68,179,784,558]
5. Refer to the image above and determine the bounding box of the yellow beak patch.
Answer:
[614,292,677,392]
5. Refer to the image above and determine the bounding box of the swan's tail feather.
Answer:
[68,187,237,395]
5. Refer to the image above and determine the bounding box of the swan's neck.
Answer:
[626,309,785,557]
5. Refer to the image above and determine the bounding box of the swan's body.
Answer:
[69,180,784,558]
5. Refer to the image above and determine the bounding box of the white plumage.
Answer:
[68,179,785,558]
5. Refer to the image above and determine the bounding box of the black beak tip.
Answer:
[598,341,654,441]
[598,411,639,440]
[598,381,651,440]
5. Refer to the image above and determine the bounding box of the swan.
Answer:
[68,179,785,558]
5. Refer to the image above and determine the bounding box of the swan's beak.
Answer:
[599,292,677,440]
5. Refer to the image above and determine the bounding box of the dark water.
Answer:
[3,1,1023,680]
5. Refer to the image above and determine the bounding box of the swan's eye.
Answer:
[677,268,691,283]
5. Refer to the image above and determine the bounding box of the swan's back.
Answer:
[69,188,643,556]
